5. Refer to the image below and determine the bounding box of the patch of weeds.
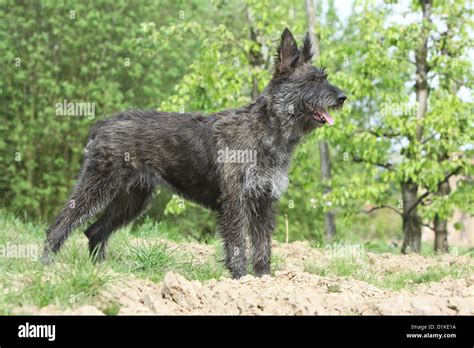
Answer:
[305,257,364,277]
[363,241,399,254]
[463,248,474,257]
[101,301,120,316]
[309,239,325,249]
[359,271,417,291]
[0,212,46,244]
[213,242,224,262]
[327,284,341,293]
[0,303,13,315]
[3,259,114,309]
[112,240,224,282]
[270,253,286,275]
[121,241,177,282]
[179,258,226,281]
[305,255,473,292]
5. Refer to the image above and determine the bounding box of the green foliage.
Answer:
[0,0,202,217]
[0,0,471,245]
[315,0,473,230]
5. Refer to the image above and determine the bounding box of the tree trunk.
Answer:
[433,25,460,253]
[415,0,431,141]
[401,0,432,253]
[304,0,320,58]
[245,7,264,100]
[434,215,448,253]
[434,179,450,253]
[319,140,336,239]
[401,180,422,253]
[305,0,336,241]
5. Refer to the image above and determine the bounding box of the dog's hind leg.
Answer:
[84,185,154,262]
[41,168,122,264]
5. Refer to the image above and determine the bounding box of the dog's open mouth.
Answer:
[305,103,334,126]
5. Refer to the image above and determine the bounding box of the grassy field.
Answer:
[0,212,472,315]
[0,213,227,314]
[304,256,471,292]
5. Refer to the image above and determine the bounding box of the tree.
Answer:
[0,0,206,218]
[321,0,472,252]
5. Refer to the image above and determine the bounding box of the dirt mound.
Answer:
[98,240,473,315]
[97,270,474,315]
[101,271,382,315]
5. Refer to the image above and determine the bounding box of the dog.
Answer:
[42,28,346,279]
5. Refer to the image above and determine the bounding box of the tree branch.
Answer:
[435,72,465,86]
[406,190,431,217]
[353,155,393,171]
[405,166,463,217]
[362,205,403,216]
[421,221,435,231]
[421,133,437,144]
[368,129,401,138]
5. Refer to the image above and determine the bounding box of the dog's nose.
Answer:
[337,94,347,102]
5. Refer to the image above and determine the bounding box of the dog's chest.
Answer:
[243,166,289,199]
[268,168,289,198]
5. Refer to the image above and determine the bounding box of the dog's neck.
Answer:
[249,89,304,153]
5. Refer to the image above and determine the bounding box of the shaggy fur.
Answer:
[42,28,346,278]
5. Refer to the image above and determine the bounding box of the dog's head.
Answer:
[267,28,346,133]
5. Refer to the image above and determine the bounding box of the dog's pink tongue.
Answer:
[322,111,334,126]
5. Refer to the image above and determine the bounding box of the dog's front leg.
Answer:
[249,202,276,277]
[218,205,248,279]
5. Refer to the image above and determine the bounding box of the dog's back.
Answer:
[84,109,222,210]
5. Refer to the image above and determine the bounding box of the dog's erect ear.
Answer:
[275,28,299,75]
[299,32,314,64]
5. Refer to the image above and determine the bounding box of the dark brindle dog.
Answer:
[42,28,346,278]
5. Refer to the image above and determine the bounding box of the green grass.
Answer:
[362,240,400,254]
[305,257,364,277]
[359,265,472,291]
[108,239,227,282]
[0,211,226,313]
[270,253,286,275]
[101,301,121,316]
[129,217,189,242]
[327,284,342,293]
[304,256,473,291]
[0,255,115,313]
[321,239,474,257]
